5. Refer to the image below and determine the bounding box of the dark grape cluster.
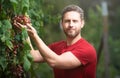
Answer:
[13,15,31,25]
[11,64,24,78]
[5,41,25,78]
[12,44,19,56]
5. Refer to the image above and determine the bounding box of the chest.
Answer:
[51,43,77,55]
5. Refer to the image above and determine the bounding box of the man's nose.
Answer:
[69,21,74,27]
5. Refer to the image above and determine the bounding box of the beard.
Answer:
[64,29,80,38]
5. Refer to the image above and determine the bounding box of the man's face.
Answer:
[62,11,84,38]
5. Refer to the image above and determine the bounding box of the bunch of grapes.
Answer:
[11,15,31,34]
[5,41,25,78]
[13,15,31,26]
[10,64,24,78]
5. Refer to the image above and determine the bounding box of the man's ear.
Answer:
[81,20,85,28]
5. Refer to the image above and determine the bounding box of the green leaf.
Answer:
[10,0,18,4]
[10,0,18,14]
[1,35,6,42]
[0,9,7,20]
[23,55,31,71]
[15,33,21,41]
[21,0,29,14]
[5,40,13,50]
[23,41,31,51]
[2,20,12,30]
[21,28,28,40]
[0,20,12,43]
[27,53,33,61]
[0,57,7,71]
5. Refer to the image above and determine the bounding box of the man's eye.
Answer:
[73,20,78,23]
[64,20,70,23]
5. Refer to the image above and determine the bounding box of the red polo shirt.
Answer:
[49,38,97,78]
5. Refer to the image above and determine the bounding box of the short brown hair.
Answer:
[61,5,84,21]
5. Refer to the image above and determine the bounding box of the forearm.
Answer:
[26,37,44,62]
[30,33,60,67]
[30,50,44,63]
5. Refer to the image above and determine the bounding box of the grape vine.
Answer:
[0,0,33,78]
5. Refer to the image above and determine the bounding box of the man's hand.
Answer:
[13,15,37,37]
[12,15,31,32]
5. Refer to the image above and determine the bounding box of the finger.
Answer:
[27,29,34,36]
[16,22,27,29]
[26,23,32,29]
[26,25,37,34]
[13,21,21,30]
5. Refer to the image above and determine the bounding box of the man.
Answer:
[15,5,97,78]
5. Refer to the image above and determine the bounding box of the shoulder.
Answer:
[81,38,97,59]
[79,38,95,49]
[76,38,96,58]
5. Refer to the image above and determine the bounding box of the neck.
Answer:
[66,34,81,46]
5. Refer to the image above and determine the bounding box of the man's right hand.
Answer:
[12,15,37,37]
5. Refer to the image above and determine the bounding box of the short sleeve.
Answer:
[71,46,96,66]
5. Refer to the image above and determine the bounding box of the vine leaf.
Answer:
[21,28,28,40]
[22,0,29,14]
[23,55,31,71]
[6,40,13,50]
[0,57,7,71]
[10,0,18,14]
